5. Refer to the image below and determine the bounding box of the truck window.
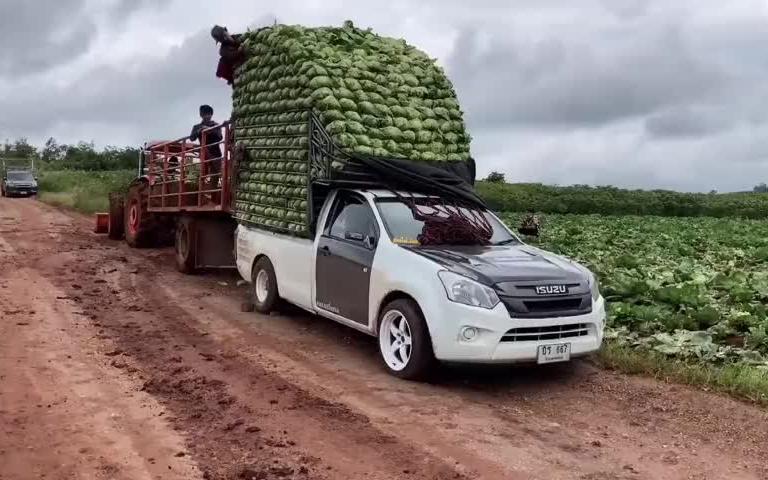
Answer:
[375,198,518,246]
[7,172,34,182]
[325,193,377,242]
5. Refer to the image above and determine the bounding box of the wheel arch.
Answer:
[250,253,269,281]
[375,290,429,337]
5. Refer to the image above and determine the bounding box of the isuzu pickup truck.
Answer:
[236,188,606,379]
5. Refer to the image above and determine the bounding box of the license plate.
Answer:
[537,343,571,364]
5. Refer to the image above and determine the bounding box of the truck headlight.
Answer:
[588,273,600,301]
[438,271,500,309]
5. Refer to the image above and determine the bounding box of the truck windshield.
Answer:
[7,172,34,182]
[375,198,518,246]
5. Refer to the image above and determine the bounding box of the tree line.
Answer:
[480,172,768,219]
[6,139,768,218]
[2,137,138,171]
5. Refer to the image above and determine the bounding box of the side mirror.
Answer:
[364,235,377,250]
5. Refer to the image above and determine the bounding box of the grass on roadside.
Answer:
[597,341,768,407]
[37,170,134,214]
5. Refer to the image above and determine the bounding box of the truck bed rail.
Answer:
[144,122,233,213]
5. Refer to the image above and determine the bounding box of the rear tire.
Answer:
[108,193,125,240]
[124,181,156,247]
[251,257,279,314]
[378,299,436,381]
[175,216,197,274]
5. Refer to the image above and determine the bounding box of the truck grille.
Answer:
[496,280,592,318]
[501,323,590,342]
[500,294,591,318]
[523,298,583,313]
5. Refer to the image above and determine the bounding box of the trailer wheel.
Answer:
[108,193,125,240]
[175,216,197,274]
[251,257,279,313]
[124,180,156,247]
[378,299,436,381]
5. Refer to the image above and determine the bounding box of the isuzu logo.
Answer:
[535,285,567,295]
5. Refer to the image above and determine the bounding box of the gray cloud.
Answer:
[109,0,172,21]
[447,25,727,129]
[0,0,96,75]
[644,107,732,139]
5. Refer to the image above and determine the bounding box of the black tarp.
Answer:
[328,154,485,209]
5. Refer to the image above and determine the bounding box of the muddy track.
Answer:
[1,196,767,480]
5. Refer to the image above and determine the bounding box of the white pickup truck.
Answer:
[235,188,605,380]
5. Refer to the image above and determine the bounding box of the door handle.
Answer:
[319,246,331,256]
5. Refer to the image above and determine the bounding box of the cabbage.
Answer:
[309,76,333,89]
[382,126,403,140]
[339,98,357,111]
[326,120,346,135]
[346,121,366,134]
[358,101,378,116]
[393,117,409,129]
[318,95,341,110]
[402,130,417,143]
[344,111,362,122]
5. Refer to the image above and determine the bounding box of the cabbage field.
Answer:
[505,213,768,375]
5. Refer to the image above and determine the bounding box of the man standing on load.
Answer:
[211,25,246,86]
[190,105,223,187]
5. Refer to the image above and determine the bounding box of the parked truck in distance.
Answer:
[1,159,38,198]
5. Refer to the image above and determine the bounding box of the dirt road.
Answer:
[1,197,767,480]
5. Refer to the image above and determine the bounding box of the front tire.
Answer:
[251,257,279,313]
[378,299,436,380]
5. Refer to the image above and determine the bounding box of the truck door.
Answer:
[315,191,378,326]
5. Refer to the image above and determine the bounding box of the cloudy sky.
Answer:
[2,0,768,192]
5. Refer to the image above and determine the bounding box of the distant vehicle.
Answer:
[1,169,38,197]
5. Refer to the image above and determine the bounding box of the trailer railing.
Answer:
[144,122,232,213]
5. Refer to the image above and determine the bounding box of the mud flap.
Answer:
[193,216,237,269]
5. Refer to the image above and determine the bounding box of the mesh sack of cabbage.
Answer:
[230,21,473,237]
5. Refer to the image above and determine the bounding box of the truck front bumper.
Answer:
[428,297,606,364]
[5,187,37,196]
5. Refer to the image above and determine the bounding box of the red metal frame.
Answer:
[144,122,233,213]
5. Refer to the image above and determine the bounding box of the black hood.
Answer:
[406,244,587,287]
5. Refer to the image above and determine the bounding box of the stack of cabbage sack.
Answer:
[232,21,471,236]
